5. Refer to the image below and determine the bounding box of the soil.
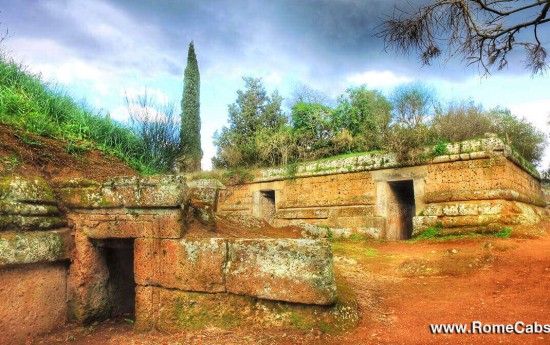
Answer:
[29,222,550,345]
[0,123,137,182]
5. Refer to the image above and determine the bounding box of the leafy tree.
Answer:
[332,86,392,151]
[178,41,202,172]
[292,102,333,141]
[379,0,550,75]
[212,77,286,168]
[488,107,546,164]
[391,83,435,128]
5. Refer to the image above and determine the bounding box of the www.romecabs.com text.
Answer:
[430,321,550,335]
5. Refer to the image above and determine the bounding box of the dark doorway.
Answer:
[101,239,136,317]
[386,180,415,240]
[260,190,276,221]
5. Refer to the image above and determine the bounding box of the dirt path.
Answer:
[31,227,550,345]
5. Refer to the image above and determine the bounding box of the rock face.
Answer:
[218,138,548,239]
[134,238,336,306]
[0,175,70,343]
[0,176,64,230]
[225,239,336,305]
[0,263,67,345]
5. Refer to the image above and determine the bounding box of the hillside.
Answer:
[0,122,136,182]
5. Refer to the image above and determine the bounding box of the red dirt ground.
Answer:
[29,222,550,345]
[0,123,137,182]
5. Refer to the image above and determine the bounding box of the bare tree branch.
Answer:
[378,0,550,75]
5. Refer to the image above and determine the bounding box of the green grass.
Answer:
[493,227,512,239]
[0,54,167,174]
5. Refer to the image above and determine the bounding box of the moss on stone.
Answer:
[0,229,70,266]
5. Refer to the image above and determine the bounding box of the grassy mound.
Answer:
[0,55,160,174]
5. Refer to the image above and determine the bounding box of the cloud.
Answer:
[3,0,550,170]
[346,70,413,88]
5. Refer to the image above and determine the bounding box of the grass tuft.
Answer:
[0,54,172,174]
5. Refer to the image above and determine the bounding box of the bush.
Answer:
[125,91,181,173]
[432,101,493,142]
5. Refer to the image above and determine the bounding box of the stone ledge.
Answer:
[0,229,71,266]
[424,189,546,207]
[56,175,187,209]
[67,209,184,239]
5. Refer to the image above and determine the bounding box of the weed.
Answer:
[223,168,254,184]
[348,233,365,241]
[0,55,176,174]
[416,222,443,239]
[364,247,378,257]
[66,335,75,341]
[66,141,90,156]
[494,227,512,239]
[285,162,299,179]
[433,141,448,156]
[124,318,135,324]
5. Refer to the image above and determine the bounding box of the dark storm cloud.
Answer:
[2,1,105,57]
[90,0,421,84]
[4,0,541,88]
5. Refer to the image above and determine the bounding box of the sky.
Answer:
[2,0,550,170]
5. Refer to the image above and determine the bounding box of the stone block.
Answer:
[0,176,56,204]
[113,175,187,208]
[423,204,443,216]
[135,238,226,293]
[225,239,336,305]
[0,229,71,266]
[458,203,479,215]
[442,204,459,216]
[138,286,357,334]
[432,155,451,164]
[0,263,67,344]
[159,238,226,293]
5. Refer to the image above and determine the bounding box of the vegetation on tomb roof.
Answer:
[213,79,546,170]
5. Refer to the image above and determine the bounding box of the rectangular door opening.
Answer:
[101,238,136,318]
[386,180,415,240]
[260,190,276,222]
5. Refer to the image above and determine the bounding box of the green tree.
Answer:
[178,41,202,172]
[488,108,546,164]
[212,77,286,168]
[332,86,392,151]
[391,83,435,128]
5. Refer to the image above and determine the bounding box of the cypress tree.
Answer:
[179,41,202,171]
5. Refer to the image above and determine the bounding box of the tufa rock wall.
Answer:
[217,138,547,239]
[59,175,338,331]
[134,238,337,332]
[0,176,70,345]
